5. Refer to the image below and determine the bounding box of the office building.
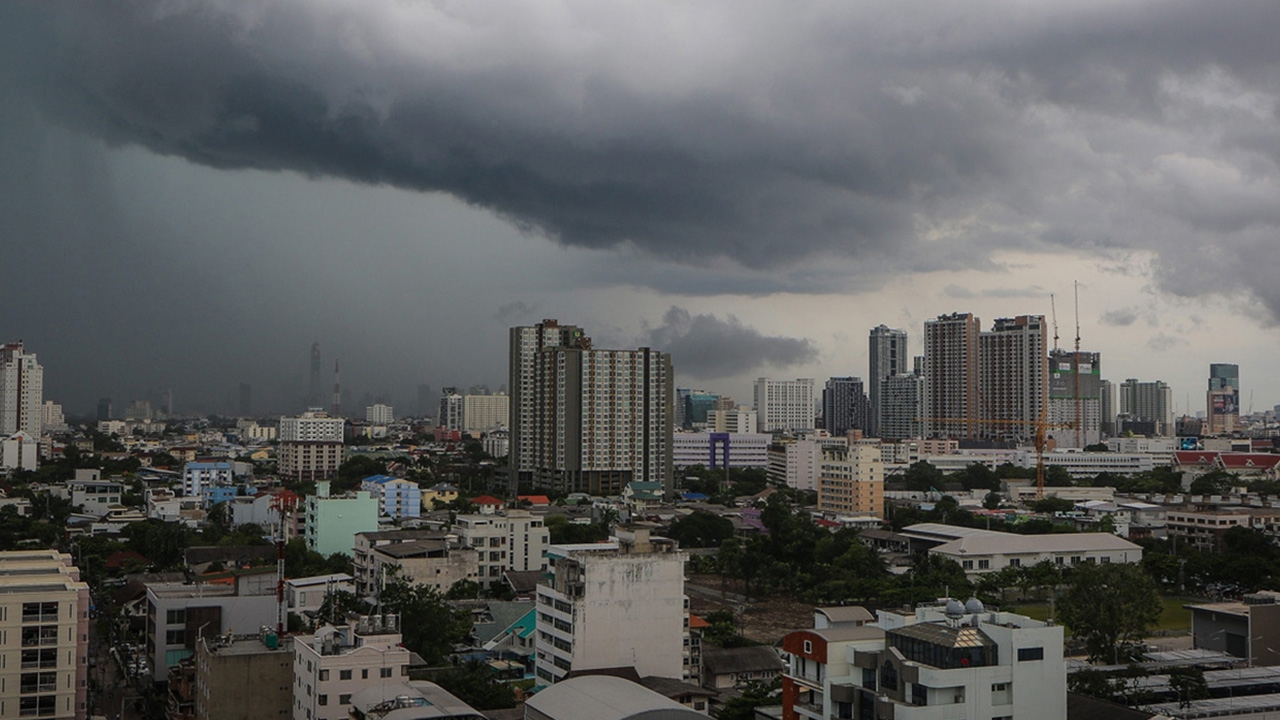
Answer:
[767,437,847,492]
[672,432,770,470]
[462,393,509,432]
[1099,378,1116,437]
[305,481,379,558]
[278,411,345,482]
[922,313,980,439]
[96,398,113,422]
[0,342,43,437]
[1046,349,1101,448]
[822,377,872,437]
[707,406,756,434]
[681,390,720,429]
[0,550,90,720]
[782,601,1066,720]
[1119,378,1174,435]
[534,527,687,684]
[1207,363,1240,435]
[868,325,908,436]
[364,403,393,425]
[292,615,411,720]
[817,444,883,517]
[754,378,816,433]
[878,373,925,441]
[977,315,1047,442]
[509,320,586,488]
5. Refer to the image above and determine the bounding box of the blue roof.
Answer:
[362,474,396,484]
[681,492,710,501]
[185,462,232,470]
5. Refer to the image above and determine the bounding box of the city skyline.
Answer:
[4,3,1280,417]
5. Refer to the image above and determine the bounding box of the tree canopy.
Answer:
[1058,562,1162,664]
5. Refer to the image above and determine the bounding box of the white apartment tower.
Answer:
[869,325,908,436]
[278,411,345,481]
[754,378,816,433]
[462,394,509,432]
[0,343,43,437]
[922,314,980,439]
[534,528,686,685]
[879,373,925,441]
[364,403,394,425]
[977,315,1048,442]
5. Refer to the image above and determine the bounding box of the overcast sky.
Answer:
[4,1,1280,418]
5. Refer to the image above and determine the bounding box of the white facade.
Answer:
[0,342,42,437]
[40,401,66,433]
[672,432,770,470]
[182,461,234,498]
[438,393,464,431]
[0,431,38,471]
[754,378,816,433]
[364,403,394,425]
[767,437,846,492]
[462,394,509,432]
[293,616,410,720]
[817,443,883,517]
[708,406,757,434]
[280,412,345,442]
[534,529,686,684]
[69,480,124,517]
[286,574,355,615]
[453,511,550,583]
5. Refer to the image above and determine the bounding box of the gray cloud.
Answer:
[1100,308,1139,327]
[1147,333,1184,353]
[639,307,816,380]
[494,302,536,323]
[943,285,1048,300]
[6,1,1280,316]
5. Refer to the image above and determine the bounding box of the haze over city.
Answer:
[4,1,1280,415]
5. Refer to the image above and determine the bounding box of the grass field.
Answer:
[1007,596,1192,637]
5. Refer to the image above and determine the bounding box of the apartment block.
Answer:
[194,633,293,720]
[817,444,883,517]
[292,615,411,720]
[305,481,378,558]
[0,550,89,720]
[358,476,421,521]
[278,411,345,482]
[754,378,816,433]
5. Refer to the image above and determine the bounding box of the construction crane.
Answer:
[1074,281,1083,449]
[924,411,1074,500]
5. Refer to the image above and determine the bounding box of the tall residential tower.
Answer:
[868,325,908,436]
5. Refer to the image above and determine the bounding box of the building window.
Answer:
[803,640,812,654]
[318,695,327,706]
[1008,558,1021,567]
[879,661,898,691]
[1017,647,1044,661]
[977,559,990,570]
[339,694,351,705]
[165,629,186,646]
[339,670,351,680]
[166,609,186,625]
[361,669,369,679]
[961,560,973,570]
[318,670,328,681]
[380,667,392,678]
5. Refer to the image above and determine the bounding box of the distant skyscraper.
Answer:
[1099,379,1116,437]
[822,377,871,436]
[239,383,252,417]
[439,389,464,431]
[683,390,720,428]
[161,388,174,418]
[923,313,980,439]
[1119,378,1173,435]
[1207,362,1240,435]
[977,315,1047,441]
[366,403,394,425]
[868,325,907,436]
[97,397,113,422]
[308,342,322,409]
[1046,349,1101,448]
[753,378,816,433]
[0,342,43,436]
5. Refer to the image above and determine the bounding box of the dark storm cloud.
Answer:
[943,285,1048,300]
[639,307,816,380]
[6,1,1280,316]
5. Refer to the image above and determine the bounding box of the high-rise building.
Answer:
[40,401,66,433]
[509,320,585,487]
[754,378,816,433]
[1207,363,1240,435]
[1119,379,1173,435]
[868,325,908,436]
[96,397,113,422]
[1047,350,1101,448]
[817,443,883,517]
[438,390,464,431]
[1100,379,1116,437]
[238,383,252,417]
[879,373,926,441]
[461,393,509,432]
[511,320,673,496]
[534,527,686,684]
[821,377,872,436]
[279,410,345,481]
[308,342,323,409]
[923,313,980,439]
[977,315,1048,442]
[0,342,43,436]
[682,390,720,428]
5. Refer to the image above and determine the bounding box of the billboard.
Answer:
[1210,389,1240,416]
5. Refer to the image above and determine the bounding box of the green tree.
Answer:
[378,576,471,664]
[445,579,482,600]
[982,492,1002,510]
[715,678,781,720]
[435,659,516,710]
[1058,562,1162,663]
[903,461,944,492]
[1189,470,1235,496]
[1030,496,1074,514]
[1168,666,1209,709]
[666,511,735,548]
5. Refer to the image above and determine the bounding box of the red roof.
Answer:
[518,495,551,506]
[688,614,711,629]
[1174,451,1220,466]
[471,495,505,506]
[1219,453,1280,469]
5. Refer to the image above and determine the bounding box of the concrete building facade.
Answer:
[278,411,345,482]
[292,615,410,720]
[754,378,816,433]
[672,432,770,470]
[817,444,883,518]
[821,377,872,437]
[868,325,908,438]
[0,343,42,438]
[923,313,981,439]
[305,481,379,558]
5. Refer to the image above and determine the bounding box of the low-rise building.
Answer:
[292,614,411,720]
[69,479,124,517]
[782,600,1066,720]
[305,481,379,558]
[359,475,421,521]
[817,444,882,518]
[366,538,478,595]
[286,574,355,617]
[183,461,234,499]
[194,632,293,720]
[144,572,279,682]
